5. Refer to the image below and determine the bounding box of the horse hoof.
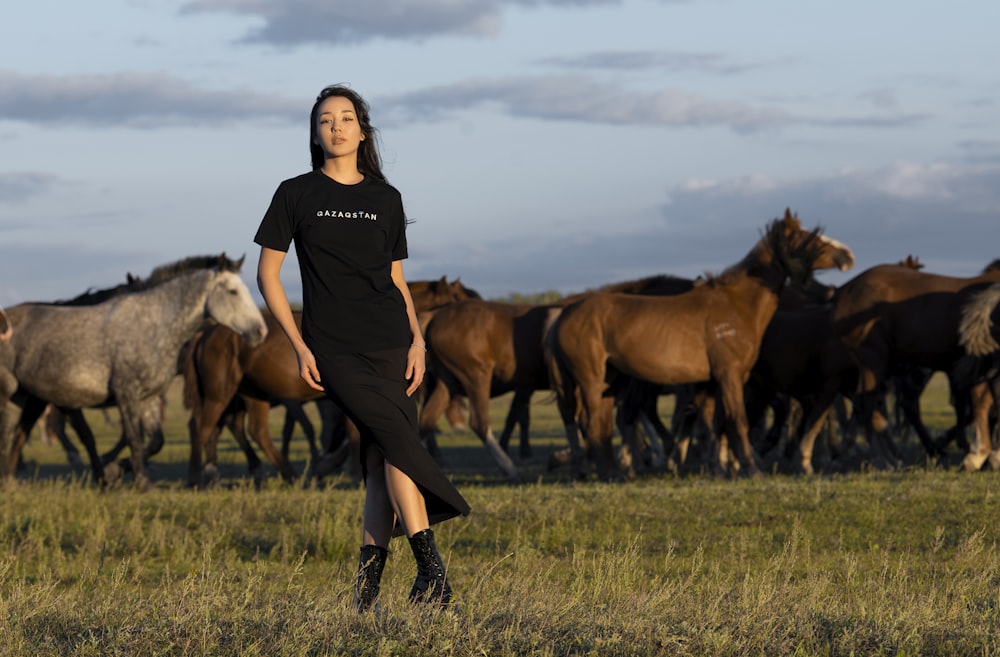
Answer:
[102,462,123,486]
[200,463,221,488]
[962,454,987,472]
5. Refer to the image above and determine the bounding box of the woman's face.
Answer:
[313,95,365,163]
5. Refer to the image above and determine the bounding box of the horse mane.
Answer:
[959,280,1000,356]
[899,254,925,270]
[706,211,823,286]
[146,253,244,285]
[50,253,242,306]
[596,273,691,294]
[981,258,1000,274]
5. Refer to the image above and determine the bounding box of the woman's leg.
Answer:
[384,460,452,605]
[362,447,395,547]
[383,461,429,537]
[355,446,394,612]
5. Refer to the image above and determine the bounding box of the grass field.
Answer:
[3,374,1000,656]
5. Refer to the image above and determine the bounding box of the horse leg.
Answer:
[638,387,672,469]
[0,367,20,477]
[115,399,151,490]
[60,407,111,485]
[417,375,453,462]
[462,372,519,483]
[280,403,297,462]
[444,396,468,433]
[499,389,532,459]
[514,390,532,460]
[576,374,617,482]
[794,394,837,476]
[9,395,48,476]
[716,375,761,478]
[41,406,86,473]
[962,380,994,472]
[283,401,320,464]
[221,403,266,485]
[614,396,642,479]
[246,397,298,483]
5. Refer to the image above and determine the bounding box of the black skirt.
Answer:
[315,347,470,535]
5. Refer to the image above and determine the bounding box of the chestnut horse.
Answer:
[831,260,1000,471]
[419,274,698,482]
[547,210,855,480]
[184,278,479,486]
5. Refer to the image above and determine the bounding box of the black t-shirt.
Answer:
[254,170,411,354]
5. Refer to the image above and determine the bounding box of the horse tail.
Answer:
[959,281,1000,356]
[539,306,566,405]
[180,331,205,410]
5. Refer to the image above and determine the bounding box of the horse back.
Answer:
[833,264,1000,360]
[426,299,552,387]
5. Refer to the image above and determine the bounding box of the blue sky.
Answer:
[2,0,999,304]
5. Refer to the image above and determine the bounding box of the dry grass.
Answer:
[2,374,998,656]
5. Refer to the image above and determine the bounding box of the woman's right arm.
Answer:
[256,247,324,391]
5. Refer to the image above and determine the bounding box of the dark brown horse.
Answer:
[547,210,855,480]
[745,254,937,475]
[831,260,1000,471]
[185,278,479,485]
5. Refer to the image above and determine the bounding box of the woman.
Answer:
[254,84,470,611]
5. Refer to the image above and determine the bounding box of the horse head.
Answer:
[768,209,854,286]
[205,271,268,347]
[450,278,481,300]
[217,252,246,273]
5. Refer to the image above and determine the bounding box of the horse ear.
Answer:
[235,254,246,271]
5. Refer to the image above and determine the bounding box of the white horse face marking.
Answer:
[206,271,268,346]
[817,234,856,271]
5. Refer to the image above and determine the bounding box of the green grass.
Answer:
[3,374,999,656]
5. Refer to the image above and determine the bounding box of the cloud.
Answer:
[535,50,789,76]
[408,160,1000,299]
[0,70,300,127]
[378,75,791,131]
[0,172,62,204]
[180,0,618,47]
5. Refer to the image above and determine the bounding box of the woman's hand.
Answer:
[295,345,325,392]
[405,344,426,397]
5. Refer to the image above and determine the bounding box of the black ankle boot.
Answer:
[407,528,452,605]
[353,544,388,612]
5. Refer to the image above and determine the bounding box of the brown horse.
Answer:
[419,274,698,482]
[547,210,855,480]
[831,260,1000,471]
[957,279,1000,469]
[185,278,479,485]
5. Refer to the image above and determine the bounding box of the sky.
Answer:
[2,0,999,305]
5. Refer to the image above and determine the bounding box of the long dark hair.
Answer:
[309,85,386,182]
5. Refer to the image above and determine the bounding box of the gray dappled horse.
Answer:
[0,258,267,487]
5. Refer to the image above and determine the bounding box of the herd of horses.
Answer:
[1,209,1000,488]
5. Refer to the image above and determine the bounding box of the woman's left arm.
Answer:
[391,260,426,396]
